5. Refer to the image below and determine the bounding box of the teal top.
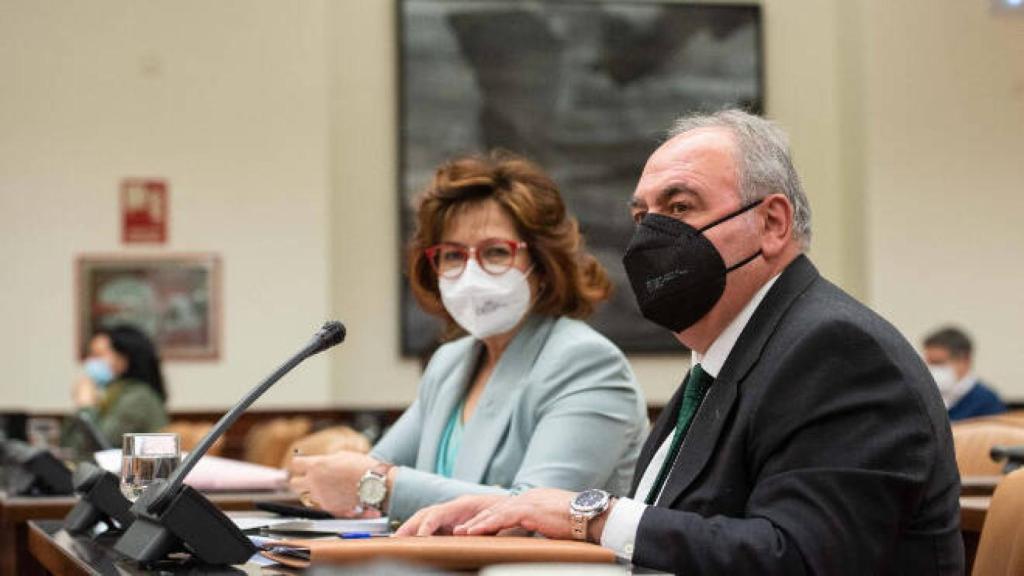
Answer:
[370,315,648,522]
[435,399,465,478]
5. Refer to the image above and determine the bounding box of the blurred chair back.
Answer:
[243,417,312,467]
[972,469,1024,576]
[161,421,224,457]
[280,425,371,469]
[953,421,1024,476]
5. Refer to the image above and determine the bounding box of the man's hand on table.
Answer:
[396,488,615,544]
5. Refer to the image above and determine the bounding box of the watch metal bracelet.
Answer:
[570,513,588,540]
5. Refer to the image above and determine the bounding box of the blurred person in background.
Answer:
[288,152,647,523]
[64,325,169,453]
[923,326,1006,421]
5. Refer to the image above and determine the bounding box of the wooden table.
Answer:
[961,496,990,534]
[19,496,997,575]
[1,490,299,576]
[960,495,991,575]
[960,475,1002,497]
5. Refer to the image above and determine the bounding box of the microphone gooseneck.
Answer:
[147,320,346,513]
[73,411,113,451]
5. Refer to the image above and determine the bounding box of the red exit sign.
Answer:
[121,178,168,244]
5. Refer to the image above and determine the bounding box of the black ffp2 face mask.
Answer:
[622,200,763,333]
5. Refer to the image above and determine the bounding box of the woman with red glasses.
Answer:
[288,152,647,523]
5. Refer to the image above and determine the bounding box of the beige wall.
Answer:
[861,0,1024,397]
[2,1,1022,411]
[325,1,423,406]
[0,1,333,410]
[322,0,871,406]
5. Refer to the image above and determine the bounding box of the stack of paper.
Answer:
[255,517,390,536]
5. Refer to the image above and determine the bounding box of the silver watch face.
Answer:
[572,489,609,514]
[358,475,387,505]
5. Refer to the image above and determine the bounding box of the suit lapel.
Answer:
[656,255,820,507]
[418,340,481,471]
[454,315,556,483]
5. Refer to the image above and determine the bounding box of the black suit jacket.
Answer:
[630,256,963,575]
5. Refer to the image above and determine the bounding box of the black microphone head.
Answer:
[990,445,1024,462]
[310,320,346,354]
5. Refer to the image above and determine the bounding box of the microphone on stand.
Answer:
[61,398,135,535]
[70,410,113,451]
[64,462,134,534]
[113,321,346,566]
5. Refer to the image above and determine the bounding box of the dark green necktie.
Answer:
[645,364,715,505]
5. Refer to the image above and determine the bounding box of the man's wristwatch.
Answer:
[356,463,392,512]
[569,489,611,541]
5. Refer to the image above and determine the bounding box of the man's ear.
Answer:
[759,193,794,258]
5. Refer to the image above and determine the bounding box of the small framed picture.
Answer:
[76,254,222,360]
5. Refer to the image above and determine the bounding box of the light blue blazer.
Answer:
[371,315,648,521]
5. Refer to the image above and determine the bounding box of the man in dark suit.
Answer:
[398,110,963,575]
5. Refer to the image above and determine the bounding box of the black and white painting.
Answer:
[400,0,763,355]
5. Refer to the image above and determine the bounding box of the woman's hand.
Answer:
[73,376,100,408]
[396,493,510,536]
[287,451,382,517]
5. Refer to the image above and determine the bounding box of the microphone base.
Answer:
[113,483,255,566]
[63,501,120,536]
[64,463,133,534]
[2,441,73,496]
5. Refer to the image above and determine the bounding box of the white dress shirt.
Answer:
[601,274,780,561]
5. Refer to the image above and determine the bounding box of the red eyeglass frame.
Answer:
[424,239,528,278]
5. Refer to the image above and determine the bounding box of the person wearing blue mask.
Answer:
[64,325,169,454]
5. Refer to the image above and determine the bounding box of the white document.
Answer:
[260,517,391,535]
[230,514,302,531]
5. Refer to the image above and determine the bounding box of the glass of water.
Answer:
[120,433,180,502]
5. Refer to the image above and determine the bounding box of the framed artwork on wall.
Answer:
[75,254,222,360]
[398,0,764,355]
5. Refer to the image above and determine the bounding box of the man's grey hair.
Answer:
[669,109,812,249]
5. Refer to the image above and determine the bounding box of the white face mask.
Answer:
[439,259,532,340]
[928,364,957,398]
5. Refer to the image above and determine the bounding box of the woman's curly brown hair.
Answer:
[407,152,612,334]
